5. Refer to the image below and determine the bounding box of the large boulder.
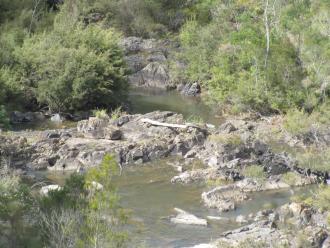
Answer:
[129,62,170,89]
[10,111,45,123]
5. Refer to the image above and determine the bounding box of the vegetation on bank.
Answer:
[0,155,128,247]
[177,0,329,115]
[0,0,128,117]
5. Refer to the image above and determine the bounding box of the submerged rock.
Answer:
[170,208,208,226]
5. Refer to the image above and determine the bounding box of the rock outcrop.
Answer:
[121,37,174,89]
[190,202,329,248]
[2,111,207,171]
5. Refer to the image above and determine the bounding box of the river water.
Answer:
[44,158,314,248]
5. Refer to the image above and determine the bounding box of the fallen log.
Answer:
[140,118,207,132]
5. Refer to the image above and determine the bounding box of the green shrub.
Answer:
[13,21,128,112]
[110,107,123,120]
[284,109,312,135]
[296,147,330,172]
[281,172,301,186]
[93,109,109,119]
[178,1,307,113]
[186,115,205,125]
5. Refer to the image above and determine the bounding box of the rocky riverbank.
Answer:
[188,201,330,248]
[1,110,330,247]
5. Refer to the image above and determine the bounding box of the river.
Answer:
[16,87,315,247]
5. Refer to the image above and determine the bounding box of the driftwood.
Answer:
[140,118,207,131]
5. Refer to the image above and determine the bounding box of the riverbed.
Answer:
[13,87,316,247]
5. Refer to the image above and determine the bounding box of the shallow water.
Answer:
[11,119,76,131]
[43,159,315,248]
[128,87,222,125]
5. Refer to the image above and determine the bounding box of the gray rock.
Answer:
[129,62,170,89]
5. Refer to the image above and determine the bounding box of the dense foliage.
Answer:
[178,0,329,113]
[0,0,128,113]
[0,155,128,248]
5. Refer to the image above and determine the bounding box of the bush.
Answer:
[93,109,109,119]
[281,172,301,186]
[13,20,128,112]
[178,1,307,113]
[296,147,330,172]
[304,185,330,212]
[39,155,128,247]
[0,154,128,248]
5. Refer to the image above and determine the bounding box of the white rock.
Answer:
[40,185,62,196]
[91,181,104,191]
[170,208,208,226]
[236,215,248,224]
[207,216,230,221]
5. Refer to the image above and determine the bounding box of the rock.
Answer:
[90,181,104,191]
[322,236,330,248]
[130,62,170,89]
[46,131,61,139]
[170,208,208,226]
[180,82,201,96]
[125,54,147,73]
[184,245,214,248]
[258,152,293,175]
[77,117,109,139]
[184,150,196,159]
[50,113,64,123]
[218,122,238,134]
[105,127,122,140]
[121,37,157,53]
[10,111,45,123]
[236,215,248,224]
[202,184,249,212]
[40,185,62,196]
[206,216,230,221]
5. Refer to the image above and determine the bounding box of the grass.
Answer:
[93,109,109,119]
[206,178,231,187]
[208,133,243,146]
[110,107,123,120]
[281,172,301,186]
[283,109,312,135]
[186,115,205,125]
[242,165,266,181]
[296,147,330,172]
[284,105,330,136]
